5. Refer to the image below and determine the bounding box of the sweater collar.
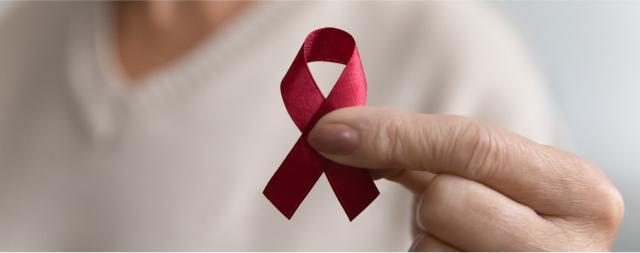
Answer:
[66,2,297,142]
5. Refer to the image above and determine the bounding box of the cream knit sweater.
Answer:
[0,1,564,251]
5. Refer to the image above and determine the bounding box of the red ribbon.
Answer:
[263,28,379,221]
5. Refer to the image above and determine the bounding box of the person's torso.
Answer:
[0,2,468,250]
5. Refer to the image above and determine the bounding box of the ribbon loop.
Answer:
[264,28,379,221]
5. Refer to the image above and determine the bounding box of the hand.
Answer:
[308,106,624,251]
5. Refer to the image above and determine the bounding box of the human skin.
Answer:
[115,1,249,80]
[308,106,624,251]
[114,2,624,251]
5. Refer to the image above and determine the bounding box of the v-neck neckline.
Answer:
[66,2,295,142]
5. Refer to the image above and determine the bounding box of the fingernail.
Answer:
[308,123,360,155]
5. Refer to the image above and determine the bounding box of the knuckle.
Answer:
[448,118,506,180]
[546,149,624,230]
[567,187,624,250]
[594,184,625,231]
[376,113,419,169]
[565,161,625,244]
[418,175,456,229]
[576,162,625,232]
[545,154,624,249]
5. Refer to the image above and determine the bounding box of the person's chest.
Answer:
[0,47,415,251]
[0,2,462,249]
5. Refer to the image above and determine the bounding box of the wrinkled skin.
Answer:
[308,106,624,251]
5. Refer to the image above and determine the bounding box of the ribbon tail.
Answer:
[263,135,325,219]
[324,162,380,221]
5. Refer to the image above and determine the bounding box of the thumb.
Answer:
[308,106,444,192]
[308,106,468,172]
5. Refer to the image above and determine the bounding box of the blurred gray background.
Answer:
[1,1,638,251]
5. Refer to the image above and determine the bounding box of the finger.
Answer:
[308,106,619,216]
[417,174,563,251]
[410,233,460,252]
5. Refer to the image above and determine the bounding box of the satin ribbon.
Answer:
[263,27,379,221]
